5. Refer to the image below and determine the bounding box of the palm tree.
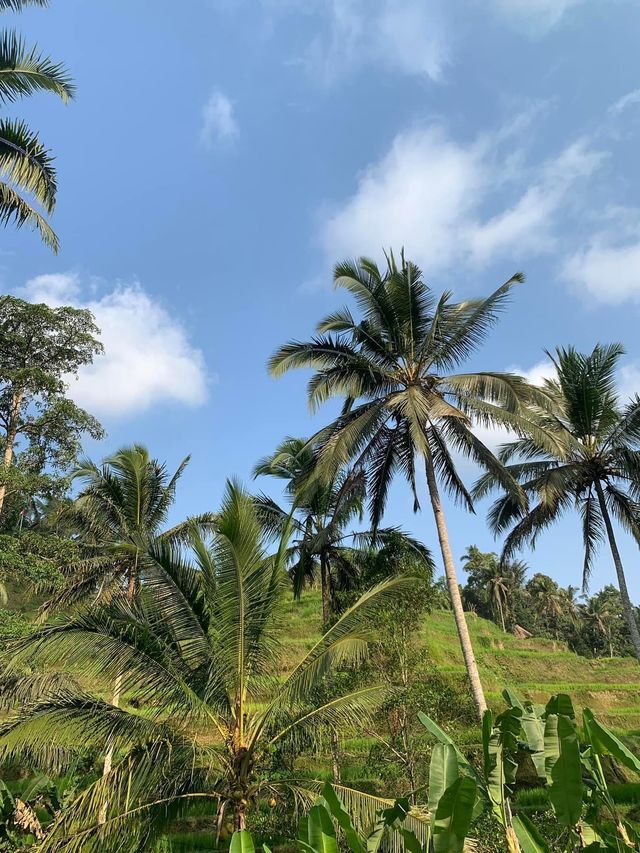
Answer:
[269,252,547,717]
[40,445,215,788]
[0,0,74,251]
[476,344,640,662]
[42,445,214,614]
[254,436,431,624]
[0,482,411,850]
[461,546,524,632]
[582,590,619,658]
[525,573,565,638]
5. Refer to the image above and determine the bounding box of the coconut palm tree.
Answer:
[582,590,619,658]
[0,482,411,851]
[476,344,640,662]
[461,546,525,632]
[254,436,431,624]
[269,252,548,717]
[525,573,565,638]
[0,0,74,251]
[39,445,216,788]
[41,445,215,614]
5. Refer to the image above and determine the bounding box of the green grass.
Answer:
[278,591,640,737]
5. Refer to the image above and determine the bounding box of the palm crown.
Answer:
[0,0,74,251]
[42,445,215,612]
[0,481,409,850]
[476,343,640,660]
[254,436,431,623]
[269,252,549,716]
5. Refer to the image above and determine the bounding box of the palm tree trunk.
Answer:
[234,800,247,831]
[0,388,24,519]
[98,671,121,824]
[497,596,506,633]
[330,728,341,784]
[595,481,640,663]
[320,552,331,626]
[424,452,487,718]
[99,564,136,823]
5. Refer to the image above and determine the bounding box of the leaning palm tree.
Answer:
[0,482,414,851]
[476,344,640,662]
[254,436,431,624]
[269,252,549,717]
[0,0,74,251]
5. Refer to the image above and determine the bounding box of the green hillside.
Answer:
[280,590,640,737]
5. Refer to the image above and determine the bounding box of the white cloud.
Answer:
[488,0,585,31]
[19,274,208,418]
[562,234,640,304]
[469,360,556,455]
[290,0,450,83]
[320,124,603,273]
[510,359,556,386]
[609,88,640,116]
[199,90,238,146]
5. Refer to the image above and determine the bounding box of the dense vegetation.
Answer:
[1,259,640,852]
[0,4,639,850]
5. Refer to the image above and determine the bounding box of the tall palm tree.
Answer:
[0,482,412,851]
[476,344,640,662]
[254,436,431,624]
[0,0,74,251]
[269,252,547,717]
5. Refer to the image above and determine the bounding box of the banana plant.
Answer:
[421,692,640,853]
[419,707,518,852]
[513,693,640,851]
[297,782,429,853]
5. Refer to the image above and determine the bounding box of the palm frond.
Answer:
[0,0,49,11]
[0,177,57,248]
[0,30,74,103]
[0,117,56,209]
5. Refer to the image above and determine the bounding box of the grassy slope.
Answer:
[279,590,640,737]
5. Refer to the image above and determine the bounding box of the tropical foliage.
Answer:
[269,252,552,717]
[0,481,411,851]
[254,436,432,624]
[2,247,640,853]
[0,0,74,250]
[476,344,640,661]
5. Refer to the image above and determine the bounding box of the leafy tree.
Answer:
[430,577,452,611]
[269,252,546,718]
[254,436,431,624]
[0,481,408,850]
[0,529,73,602]
[461,546,527,632]
[336,534,435,798]
[0,0,75,251]
[476,344,640,662]
[0,296,103,525]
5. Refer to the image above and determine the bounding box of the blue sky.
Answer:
[6,0,640,598]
